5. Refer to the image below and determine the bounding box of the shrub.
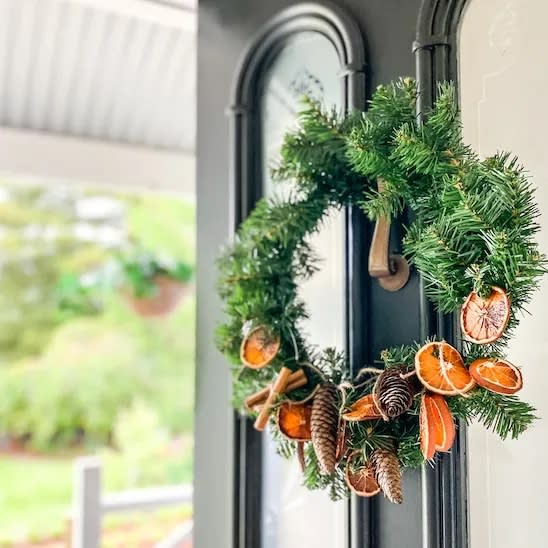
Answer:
[0,359,152,451]
[0,320,154,451]
[100,400,193,488]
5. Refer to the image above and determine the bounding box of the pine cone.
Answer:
[373,368,412,419]
[370,448,403,504]
[311,383,339,474]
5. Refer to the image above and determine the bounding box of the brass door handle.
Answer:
[368,180,410,292]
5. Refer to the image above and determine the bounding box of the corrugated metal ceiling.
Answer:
[0,0,196,151]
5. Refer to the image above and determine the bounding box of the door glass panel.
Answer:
[258,32,346,548]
[460,2,548,546]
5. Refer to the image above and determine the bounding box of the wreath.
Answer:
[216,78,546,503]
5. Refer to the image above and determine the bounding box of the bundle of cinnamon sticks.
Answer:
[245,368,308,431]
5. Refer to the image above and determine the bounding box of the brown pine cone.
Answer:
[311,383,339,474]
[370,448,403,504]
[373,368,413,419]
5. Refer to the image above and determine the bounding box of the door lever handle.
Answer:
[368,180,410,292]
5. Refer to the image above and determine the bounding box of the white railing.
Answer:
[70,456,193,548]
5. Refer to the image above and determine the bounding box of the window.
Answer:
[257,30,346,548]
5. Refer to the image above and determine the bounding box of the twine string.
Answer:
[352,366,382,390]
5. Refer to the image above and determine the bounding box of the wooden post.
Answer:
[65,514,73,548]
[72,456,102,548]
[155,520,194,548]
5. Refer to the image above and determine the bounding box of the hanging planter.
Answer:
[119,252,193,318]
[123,274,188,317]
[57,247,193,319]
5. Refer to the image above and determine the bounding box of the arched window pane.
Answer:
[258,31,346,548]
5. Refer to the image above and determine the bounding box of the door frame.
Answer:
[228,1,473,546]
[414,2,470,547]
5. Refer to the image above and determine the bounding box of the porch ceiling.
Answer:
[0,0,196,152]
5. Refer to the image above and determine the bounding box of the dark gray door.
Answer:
[195,1,468,547]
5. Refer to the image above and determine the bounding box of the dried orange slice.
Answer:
[469,358,523,395]
[420,393,456,459]
[415,341,475,395]
[460,287,510,344]
[419,394,436,460]
[277,402,312,441]
[342,394,383,421]
[240,325,280,368]
[345,451,381,497]
[429,393,455,452]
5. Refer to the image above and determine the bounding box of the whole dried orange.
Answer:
[345,451,381,497]
[277,402,312,441]
[342,394,383,421]
[469,358,523,395]
[240,325,280,368]
[460,286,510,344]
[420,393,456,460]
[415,341,475,395]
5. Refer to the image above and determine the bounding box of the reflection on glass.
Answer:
[460,1,548,546]
[258,32,346,548]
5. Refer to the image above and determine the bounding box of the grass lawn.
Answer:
[0,448,192,545]
[0,456,73,544]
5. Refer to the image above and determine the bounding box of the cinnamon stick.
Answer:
[278,373,308,397]
[247,376,308,412]
[254,366,291,431]
[297,441,306,473]
[245,369,307,410]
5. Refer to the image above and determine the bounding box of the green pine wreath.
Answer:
[216,78,546,503]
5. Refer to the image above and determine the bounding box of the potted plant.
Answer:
[118,251,193,317]
[57,248,193,318]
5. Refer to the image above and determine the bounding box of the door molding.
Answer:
[227,3,366,548]
[229,1,366,226]
[415,0,468,108]
[415,2,469,547]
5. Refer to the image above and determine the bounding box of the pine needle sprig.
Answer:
[303,443,350,501]
[397,436,424,469]
[346,79,419,220]
[448,388,537,440]
[269,421,297,459]
[272,97,367,204]
[379,344,417,370]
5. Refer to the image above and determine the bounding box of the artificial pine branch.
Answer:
[272,97,366,203]
[397,437,424,469]
[379,344,419,370]
[302,442,349,501]
[448,388,537,440]
[347,78,418,219]
[345,420,397,456]
[269,420,297,459]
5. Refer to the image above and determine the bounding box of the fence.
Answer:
[70,456,193,548]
